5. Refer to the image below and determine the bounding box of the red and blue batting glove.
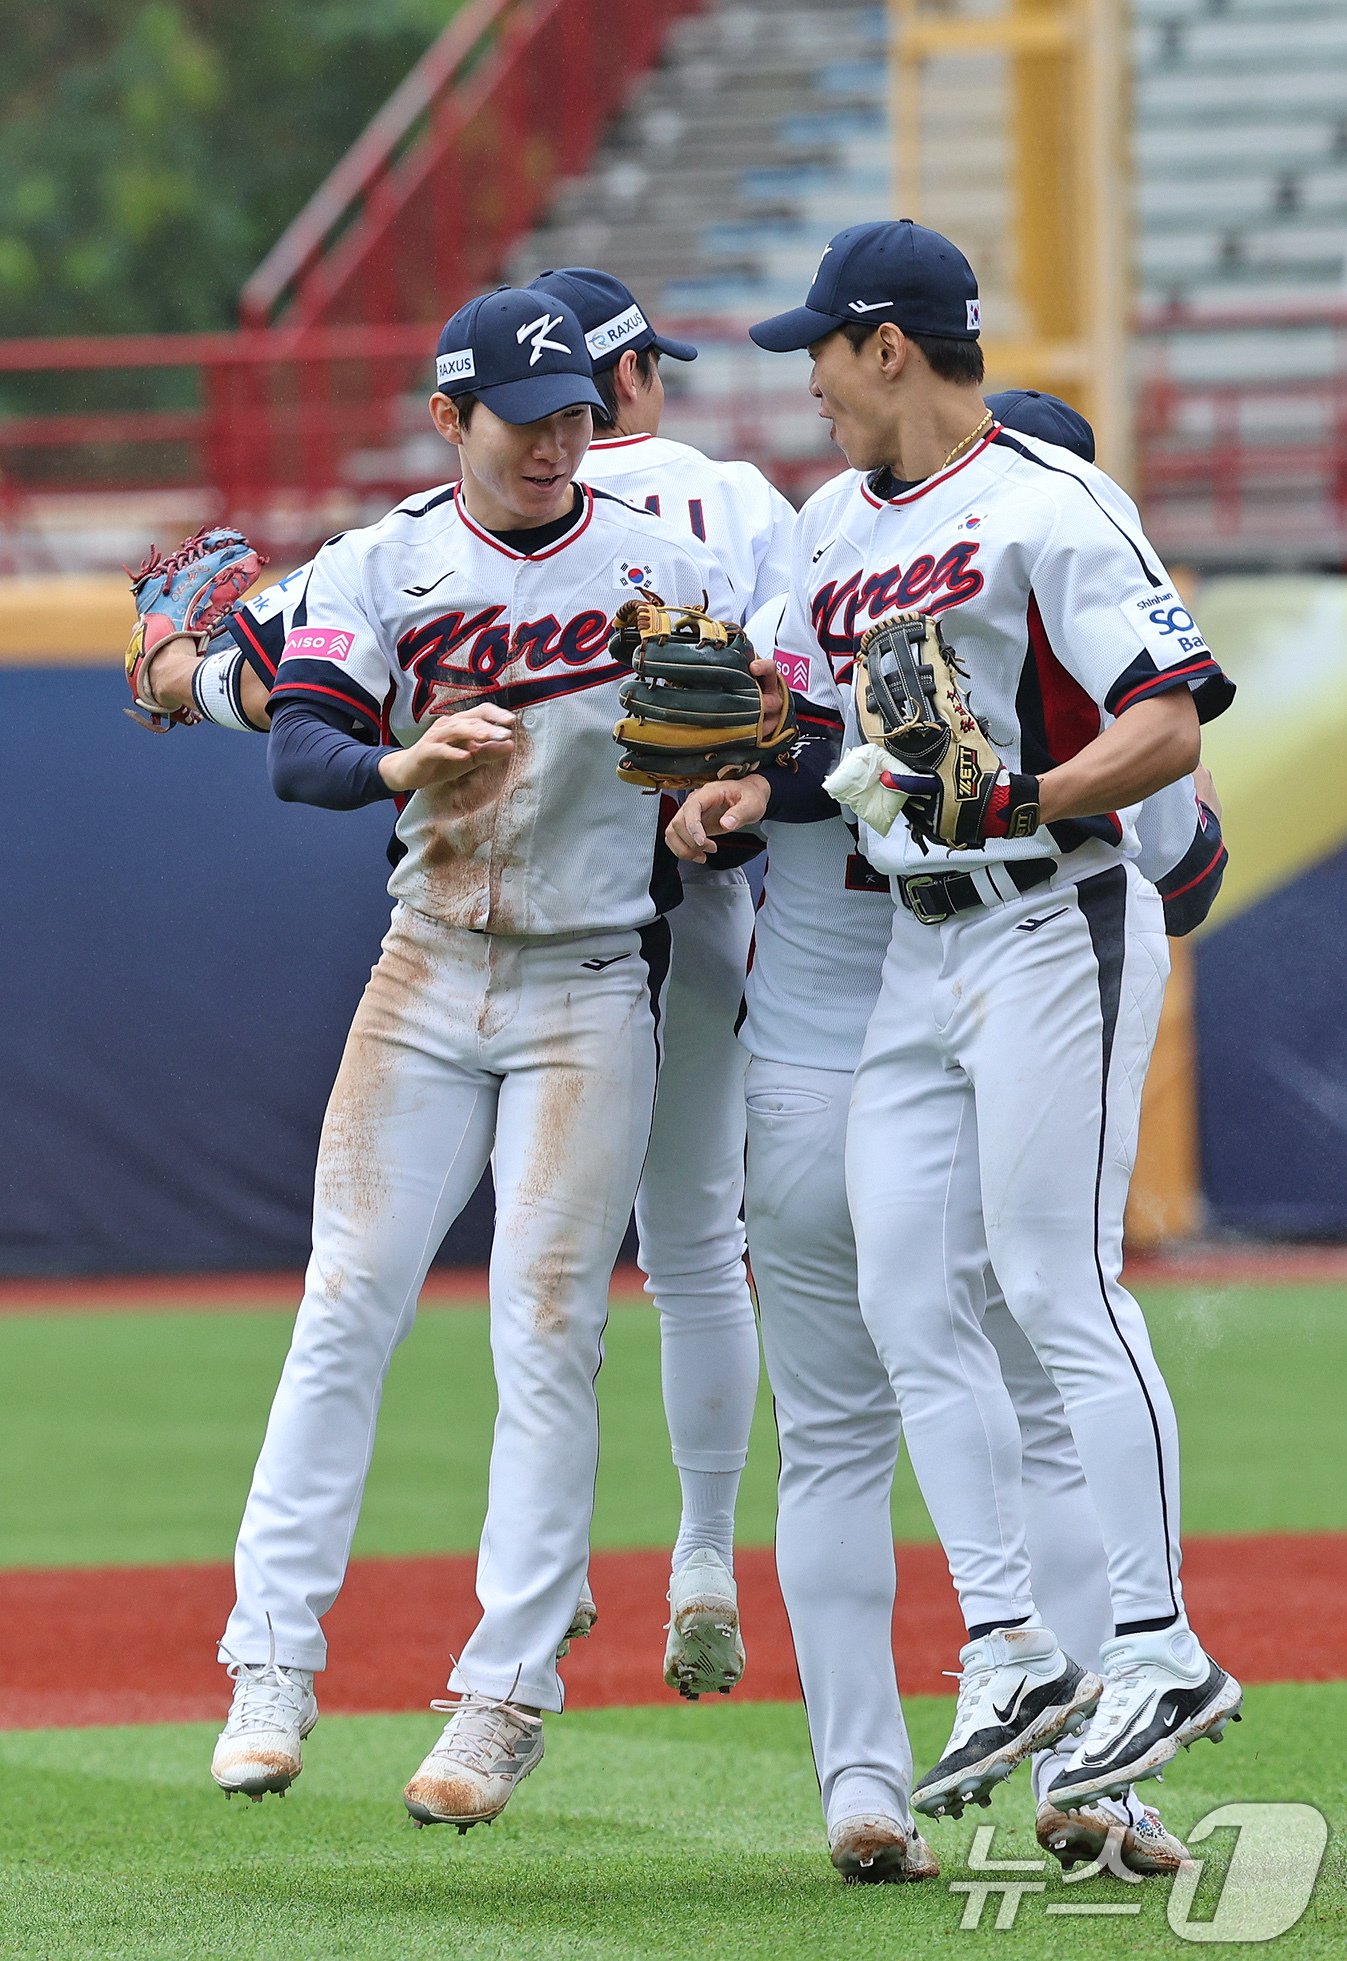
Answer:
[881,766,1042,848]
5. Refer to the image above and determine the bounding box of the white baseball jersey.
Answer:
[580,433,795,621]
[741,568,1219,1076]
[779,427,1232,877]
[226,435,793,697]
[269,483,736,937]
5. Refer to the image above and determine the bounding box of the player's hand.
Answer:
[1194,760,1221,822]
[666,774,771,862]
[379,706,515,794]
[749,655,788,726]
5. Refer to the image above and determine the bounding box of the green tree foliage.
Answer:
[0,0,457,339]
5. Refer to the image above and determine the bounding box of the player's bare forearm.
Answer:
[378,706,516,794]
[1037,691,1201,825]
[141,636,201,713]
[666,774,771,862]
[139,640,272,730]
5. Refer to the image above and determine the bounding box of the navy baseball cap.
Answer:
[987,388,1096,464]
[750,219,980,353]
[433,286,604,424]
[529,267,698,371]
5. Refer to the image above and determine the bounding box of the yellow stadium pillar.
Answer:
[889,0,1198,1244]
[1128,940,1201,1246]
[888,0,1131,479]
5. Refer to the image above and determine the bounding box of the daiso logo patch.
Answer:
[282,626,355,662]
[775,650,811,691]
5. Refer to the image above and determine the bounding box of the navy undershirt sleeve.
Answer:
[762,715,841,822]
[268,698,398,810]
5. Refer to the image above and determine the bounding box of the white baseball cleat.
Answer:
[663,1548,745,1700]
[1036,1792,1193,1876]
[1047,1628,1242,1811]
[403,1694,544,1831]
[557,1578,597,1660]
[211,1658,318,1799]
[828,1814,942,1884]
[913,1624,1100,1820]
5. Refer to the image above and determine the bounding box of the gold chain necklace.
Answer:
[941,409,993,472]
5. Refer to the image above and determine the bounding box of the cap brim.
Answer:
[748,305,847,352]
[475,373,606,424]
[652,332,698,362]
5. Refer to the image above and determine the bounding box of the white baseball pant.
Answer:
[847,860,1183,1634]
[635,870,759,1509]
[745,1056,1112,1829]
[222,900,668,1712]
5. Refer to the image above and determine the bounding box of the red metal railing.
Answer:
[243,0,705,333]
[0,324,445,555]
[0,0,706,558]
[4,305,1347,568]
[1136,304,1347,562]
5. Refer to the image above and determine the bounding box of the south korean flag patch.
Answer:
[616,560,656,592]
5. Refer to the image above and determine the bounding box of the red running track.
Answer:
[2,1534,1343,1730]
[2,1247,1345,1315]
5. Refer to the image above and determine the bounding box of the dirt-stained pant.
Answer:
[222,901,668,1713]
[746,1057,1113,1831]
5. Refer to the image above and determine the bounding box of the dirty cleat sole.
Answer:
[663,1550,745,1700]
[664,1605,745,1701]
[829,1816,941,1884]
[1036,1799,1192,1876]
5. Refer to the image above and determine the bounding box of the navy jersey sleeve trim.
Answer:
[1107,653,1235,725]
[225,606,284,681]
[1156,803,1227,936]
[269,659,384,735]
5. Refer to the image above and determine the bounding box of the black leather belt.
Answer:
[896,857,1055,926]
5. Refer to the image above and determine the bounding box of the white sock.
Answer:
[671,1468,738,1572]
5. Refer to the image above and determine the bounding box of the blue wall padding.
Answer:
[1195,843,1347,1238]
[1,668,494,1274]
[8,670,1342,1270]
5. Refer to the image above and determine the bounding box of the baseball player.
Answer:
[126,268,797,1701]
[198,285,763,1831]
[674,392,1222,1884]
[530,268,794,1690]
[673,220,1241,1827]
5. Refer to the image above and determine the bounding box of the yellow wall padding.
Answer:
[0,570,298,664]
[1127,940,1199,1249]
[1195,575,1347,923]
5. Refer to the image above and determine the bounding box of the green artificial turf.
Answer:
[0,1284,1342,1570]
[0,1686,1340,1959]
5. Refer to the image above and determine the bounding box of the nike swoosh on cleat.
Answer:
[992,1677,1030,1725]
